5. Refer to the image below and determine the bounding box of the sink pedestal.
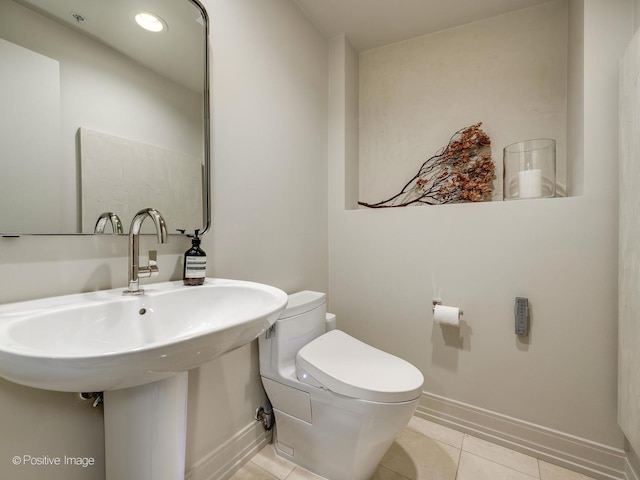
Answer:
[104,373,188,480]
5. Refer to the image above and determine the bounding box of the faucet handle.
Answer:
[138,251,159,279]
[148,250,159,277]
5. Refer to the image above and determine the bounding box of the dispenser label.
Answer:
[185,256,206,278]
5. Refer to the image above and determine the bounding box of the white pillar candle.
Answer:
[518,169,542,198]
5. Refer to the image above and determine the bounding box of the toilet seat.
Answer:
[295,330,424,403]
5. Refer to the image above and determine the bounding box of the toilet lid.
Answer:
[296,330,424,403]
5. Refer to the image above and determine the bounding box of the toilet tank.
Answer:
[259,291,326,379]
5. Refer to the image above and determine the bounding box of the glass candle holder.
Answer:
[503,139,556,200]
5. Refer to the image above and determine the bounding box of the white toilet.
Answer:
[259,291,424,480]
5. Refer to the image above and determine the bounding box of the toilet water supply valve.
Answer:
[255,406,274,431]
[79,392,104,407]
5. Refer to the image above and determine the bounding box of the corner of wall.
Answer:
[344,37,360,210]
[626,440,640,480]
[328,35,360,211]
[567,0,584,197]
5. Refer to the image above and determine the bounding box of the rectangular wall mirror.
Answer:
[0,0,210,235]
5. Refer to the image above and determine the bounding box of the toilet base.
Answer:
[271,388,418,480]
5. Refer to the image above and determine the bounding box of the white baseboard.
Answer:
[625,446,640,480]
[417,392,626,480]
[185,421,271,480]
[626,458,640,480]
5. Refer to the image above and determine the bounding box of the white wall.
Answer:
[0,38,62,232]
[619,0,640,472]
[619,15,640,463]
[0,0,328,479]
[329,0,630,469]
[205,0,328,294]
[186,0,328,471]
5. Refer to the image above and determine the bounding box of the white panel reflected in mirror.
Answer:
[0,38,62,232]
[79,128,202,234]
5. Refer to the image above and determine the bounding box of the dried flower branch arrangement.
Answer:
[358,123,495,208]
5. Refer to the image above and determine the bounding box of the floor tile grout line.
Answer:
[537,458,542,479]
[461,433,541,479]
[454,444,463,480]
[463,451,541,480]
[407,420,466,450]
[283,466,298,480]
[248,459,280,479]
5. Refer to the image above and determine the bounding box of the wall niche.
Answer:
[355,0,583,208]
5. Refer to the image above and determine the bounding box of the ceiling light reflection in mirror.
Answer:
[135,12,167,33]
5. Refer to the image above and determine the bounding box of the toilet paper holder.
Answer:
[432,299,464,315]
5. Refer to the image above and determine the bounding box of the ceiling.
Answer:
[14,0,554,89]
[294,0,553,52]
[14,0,205,93]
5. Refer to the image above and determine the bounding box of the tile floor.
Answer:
[230,416,598,480]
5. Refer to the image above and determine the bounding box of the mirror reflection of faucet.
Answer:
[123,208,168,296]
[94,212,123,234]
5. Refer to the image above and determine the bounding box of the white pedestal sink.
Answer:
[0,278,288,480]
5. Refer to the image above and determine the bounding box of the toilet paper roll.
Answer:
[433,305,460,326]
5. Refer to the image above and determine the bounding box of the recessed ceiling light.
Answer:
[134,12,166,33]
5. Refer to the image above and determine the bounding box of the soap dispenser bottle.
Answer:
[182,229,206,286]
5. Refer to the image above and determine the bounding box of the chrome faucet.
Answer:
[123,208,168,296]
[94,212,123,234]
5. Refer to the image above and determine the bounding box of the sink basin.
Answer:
[0,278,288,392]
